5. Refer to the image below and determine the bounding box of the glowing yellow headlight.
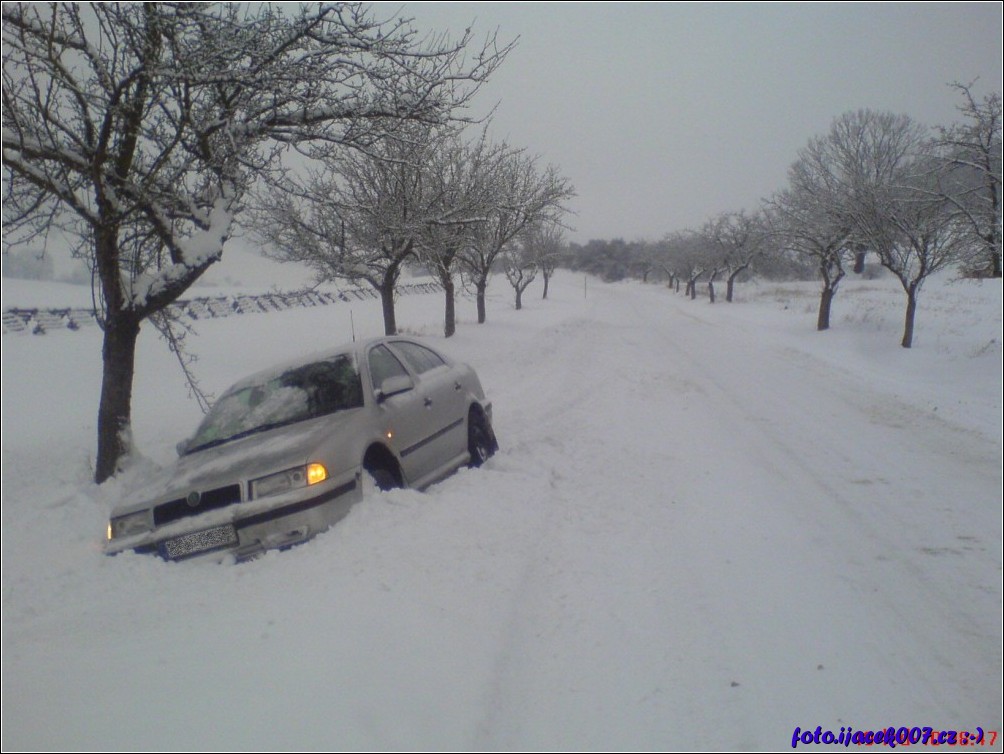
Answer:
[306,463,328,486]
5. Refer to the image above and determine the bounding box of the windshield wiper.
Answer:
[185,418,303,455]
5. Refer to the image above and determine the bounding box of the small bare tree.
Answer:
[664,231,708,300]
[521,221,565,299]
[765,188,852,330]
[501,239,538,311]
[702,211,766,303]
[765,134,856,330]
[856,153,972,347]
[461,149,574,323]
[256,123,443,336]
[833,110,963,347]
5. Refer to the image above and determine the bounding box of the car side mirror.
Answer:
[376,374,414,403]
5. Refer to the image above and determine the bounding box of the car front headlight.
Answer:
[250,463,328,499]
[108,510,152,540]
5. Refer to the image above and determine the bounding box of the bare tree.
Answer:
[2,2,512,482]
[766,188,852,330]
[933,82,1002,277]
[856,152,972,347]
[765,135,856,330]
[832,110,964,347]
[664,231,708,300]
[521,221,565,299]
[703,211,766,303]
[461,150,573,323]
[501,239,537,310]
[257,123,442,336]
[655,234,684,292]
[416,131,505,337]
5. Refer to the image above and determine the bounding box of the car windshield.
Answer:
[186,354,363,453]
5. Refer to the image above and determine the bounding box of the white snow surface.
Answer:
[1,264,1001,750]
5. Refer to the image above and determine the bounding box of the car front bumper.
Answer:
[105,472,363,562]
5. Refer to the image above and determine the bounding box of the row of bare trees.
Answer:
[3,2,560,483]
[571,85,1001,350]
[765,95,1001,347]
[253,125,572,338]
[655,211,771,305]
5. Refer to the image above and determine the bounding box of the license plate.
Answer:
[162,524,238,560]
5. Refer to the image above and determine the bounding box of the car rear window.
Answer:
[391,342,447,374]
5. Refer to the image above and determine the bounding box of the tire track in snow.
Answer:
[467,282,1000,748]
[470,286,754,748]
[642,288,1001,732]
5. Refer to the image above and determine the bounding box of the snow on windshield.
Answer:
[189,355,362,449]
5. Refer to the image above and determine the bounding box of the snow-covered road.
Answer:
[2,272,1000,750]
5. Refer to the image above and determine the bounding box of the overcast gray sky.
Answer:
[399,2,1003,243]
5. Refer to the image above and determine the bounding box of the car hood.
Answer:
[112,410,361,516]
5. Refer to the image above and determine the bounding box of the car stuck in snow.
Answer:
[105,336,497,562]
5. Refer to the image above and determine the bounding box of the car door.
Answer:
[387,341,468,471]
[367,343,456,486]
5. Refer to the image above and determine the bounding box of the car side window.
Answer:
[391,342,447,375]
[368,345,410,390]
[287,356,364,414]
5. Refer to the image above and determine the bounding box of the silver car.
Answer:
[105,336,497,562]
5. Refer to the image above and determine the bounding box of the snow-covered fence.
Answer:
[2,282,442,336]
[3,307,100,335]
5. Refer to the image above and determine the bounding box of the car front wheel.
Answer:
[367,467,399,491]
[468,415,494,468]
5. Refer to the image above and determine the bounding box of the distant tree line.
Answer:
[562,83,1002,349]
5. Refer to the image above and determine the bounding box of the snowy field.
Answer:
[1,255,1001,751]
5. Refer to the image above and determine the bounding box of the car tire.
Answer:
[468,416,494,468]
[367,466,400,492]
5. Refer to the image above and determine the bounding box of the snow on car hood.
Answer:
[112,409,360,515]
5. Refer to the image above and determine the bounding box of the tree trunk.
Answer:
[853,249,866,274]
[515,287,523,310]
[817,287,834,331]
[726,268,746,302]
[901,285,918,348]
[708,279,716,303]
[95,314,141,484]
[675,277,680,293]
[542,272,550,299]
[443,276,456,337]
[379,278,397,335]
[476,277,488,324]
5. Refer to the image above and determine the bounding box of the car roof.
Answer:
[221,335,428,394]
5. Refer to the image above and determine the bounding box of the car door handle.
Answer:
[424,397,433,407]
